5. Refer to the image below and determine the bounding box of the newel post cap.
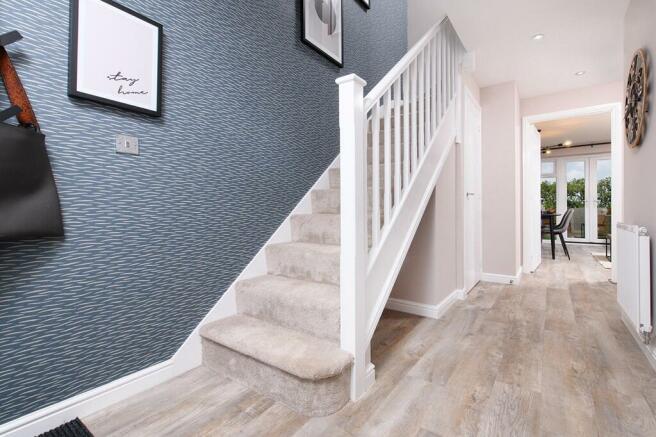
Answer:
[335,73,367,87]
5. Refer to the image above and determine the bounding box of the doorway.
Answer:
[522,103,623,281]
[463,89,482,293]
[541,154,612,243]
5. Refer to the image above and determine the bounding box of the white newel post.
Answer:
[335,73,371,401]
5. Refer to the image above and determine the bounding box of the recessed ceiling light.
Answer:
[532,33,545,41]
[545,149,552,154]
[575,70,586,76]
[563,140,573,146]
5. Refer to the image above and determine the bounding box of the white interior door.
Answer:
[464,91,482,293]
[523,124,542,272]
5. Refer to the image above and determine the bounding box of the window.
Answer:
[596,159,612,239]
[566,160,586,238]
[541,160,556,212]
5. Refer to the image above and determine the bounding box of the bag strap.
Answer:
[0,105,21,122]
[0,35,40,130]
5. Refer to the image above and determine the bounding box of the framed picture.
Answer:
[68,0,163,116]
[302,0,343,67]
[358,0,371,9]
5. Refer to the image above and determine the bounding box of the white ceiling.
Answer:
[411,0,630,97]
[535,113,611,148]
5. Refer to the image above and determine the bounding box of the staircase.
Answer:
[200,17,465,417]
[199,153,378,416]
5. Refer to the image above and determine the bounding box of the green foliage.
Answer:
[541,180,556,211]
[567,178,585,208]
[598,177,611,209]
[541,176,612,211]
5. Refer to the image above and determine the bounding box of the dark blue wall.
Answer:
[0,0,406,423]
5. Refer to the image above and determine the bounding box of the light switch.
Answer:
[116,134,139,156]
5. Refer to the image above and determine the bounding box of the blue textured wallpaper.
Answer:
[0,0,406,424]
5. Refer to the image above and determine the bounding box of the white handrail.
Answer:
[364,17,448,109]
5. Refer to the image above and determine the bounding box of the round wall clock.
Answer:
[625,49,649,148]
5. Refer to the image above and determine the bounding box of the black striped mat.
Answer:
[36,418,94,437]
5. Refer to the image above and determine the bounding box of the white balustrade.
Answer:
[336,17,465,401]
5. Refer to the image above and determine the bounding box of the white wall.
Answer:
[390,68,480,306]
[481,82,522,278]
[521,82,623,117]
[624,0,656,333]
[463,72,480,103]
[407,0,446,46]
[391,149,458,305]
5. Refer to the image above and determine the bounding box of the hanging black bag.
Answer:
[0,31,64,240]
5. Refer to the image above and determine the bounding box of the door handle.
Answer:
[466,192,475,197]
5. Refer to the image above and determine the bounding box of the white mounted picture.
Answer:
[303,0,343,67]
[68,0,163,116]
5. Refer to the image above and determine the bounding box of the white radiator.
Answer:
[617,223,652,342]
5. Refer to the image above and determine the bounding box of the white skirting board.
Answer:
[0,157,339,437]
[481,267,522,285]
[386,289,465,319]
[0,360,176,437]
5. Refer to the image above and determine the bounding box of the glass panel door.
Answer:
[592,158,612,241]
[565,160,587,239]
[541,161,556,213]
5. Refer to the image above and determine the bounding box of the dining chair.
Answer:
[552,208,575,260]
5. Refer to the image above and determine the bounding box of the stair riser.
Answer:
[291,215,339,245]
[266,245,340,285]
[235,282,340,342]
[329,167,399,189]
[311,189,391,214]
[367,150,400,164]
[311,190,340,214]
[202,340,350,416]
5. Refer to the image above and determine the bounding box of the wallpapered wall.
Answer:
[0,0,407,423]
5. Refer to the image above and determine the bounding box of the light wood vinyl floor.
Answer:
[86,245,656,436]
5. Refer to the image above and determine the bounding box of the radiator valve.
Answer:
[641,326,652,345]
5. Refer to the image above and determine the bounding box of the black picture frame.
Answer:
[302,0,344,68]
[68,0,163,117]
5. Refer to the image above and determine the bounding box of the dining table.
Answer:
[542,211,562,260]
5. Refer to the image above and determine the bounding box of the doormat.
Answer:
[37,418,94,437]
[591,252,612,270]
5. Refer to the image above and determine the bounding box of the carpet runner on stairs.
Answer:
[199,170,352,416]
[199,136,396,416]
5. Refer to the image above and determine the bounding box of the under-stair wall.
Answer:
[388,74,479,316]
[0,0,407,430]
[388,149,460,313]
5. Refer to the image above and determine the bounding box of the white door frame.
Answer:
[523,124,542,273]
[588,155,612,242]
[463,88,482,292]
[522,103,623,282]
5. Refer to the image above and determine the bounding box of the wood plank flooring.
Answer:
[86,245,656,436]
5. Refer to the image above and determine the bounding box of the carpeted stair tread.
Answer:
[200,314,352,380]
[235,274,340,341]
